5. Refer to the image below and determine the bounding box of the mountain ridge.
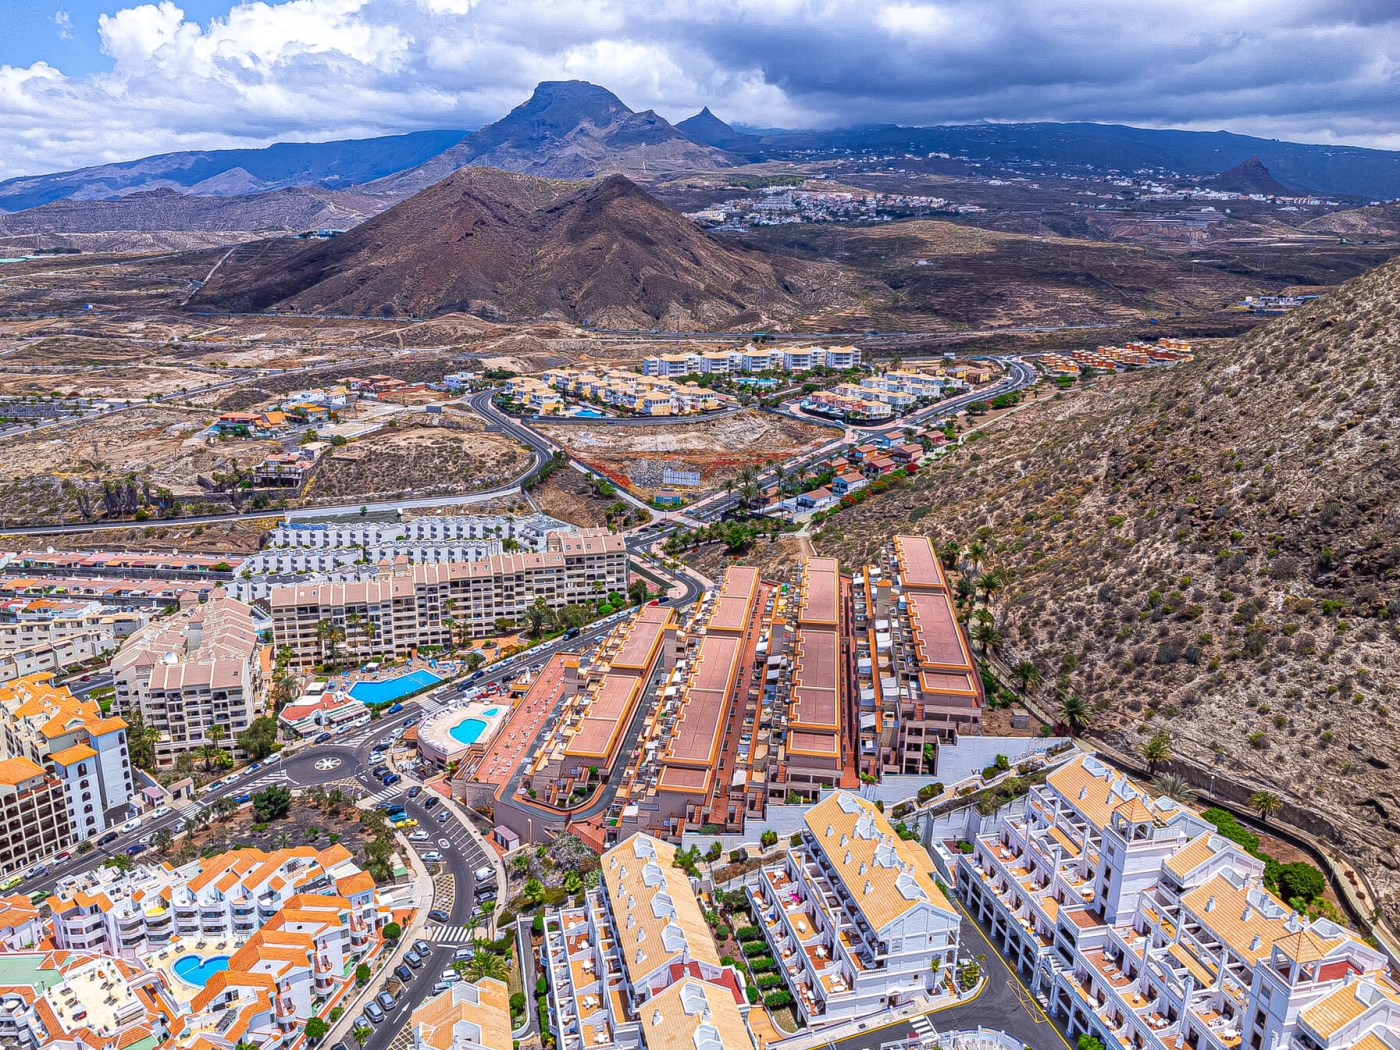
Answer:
[191,166,859,327]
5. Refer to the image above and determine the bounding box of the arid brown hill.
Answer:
[193,167,860,328]
[1205,155,1295,196]
[371,81,732,197]
[818,255,1400,923]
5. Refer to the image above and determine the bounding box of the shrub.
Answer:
[510,992,526,1015]
[741,939,769,957]
[1276,862,1327,905]
[1202,807,1260,854]
[756,973,784,990]
[746,984,760,1004]
[763,990,794,1009]
[746,956,776,972]
[760,830,778,848]
[736,926,764,943]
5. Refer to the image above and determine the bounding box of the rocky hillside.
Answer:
[820,256,1400,922]
[194,167,863,327]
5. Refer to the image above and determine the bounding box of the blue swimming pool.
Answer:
[349,670,441,705]
[482,706,500,716]
[450,717,489,745]
[172,954,229,987]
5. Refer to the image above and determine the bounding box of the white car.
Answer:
[224,770,241,782]
[263,753,281,765]
[151,806,171,819]
[120,818,142,833]
[420,851,443,863]
[408,830,430,842]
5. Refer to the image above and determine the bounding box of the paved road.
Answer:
[831,905,1070,1050]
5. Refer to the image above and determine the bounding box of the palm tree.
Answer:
[938,540,961,570]
[1012,660,1043,694]
[966,541,987,572]
[1249,791,1282,824]
[466,951,509,982]
[274,831,293,849]
[977,569,1005,604]
[1057,693,1093,737]
[197,742,220,772]
[1152,774,1197,805]
[208,724,225,747]
[524,598,551,638]
[1137,731,1173,775]
[954,576,977,606]
[970,622,1003,655]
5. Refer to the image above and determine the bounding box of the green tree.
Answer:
[355,963,371,986]
[1057,693,1093,736]
[524,598,552,638]
[970,621,1003,655]
[627,578,650,605]
[382,921,402,941]
[153,827,174,855]
[522,878,544,905]
[466,952,509,982]
[252,785,292,822]
[1250,791,1282,824]
[1151,773,1197,805]
[304,1018,328,1043]
[237,716,280,760]
[1276,862,1326,906]
[1137,731,1173,774]
[1078,1037,1106,1050]
[1012,660,1043,693]
[123,709,162,772]
[922,742,937,774]
[352,1024,370,1049]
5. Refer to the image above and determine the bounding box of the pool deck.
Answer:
[417,697,512,767]
[349,668,442,704]
[472,652,571,790]
[144,933,239,1006]
[324,655,464,700]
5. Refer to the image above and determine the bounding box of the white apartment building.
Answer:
[271,531,628,667]
[0,951,179,1050]
[110,592,262,768]
[0,756,73,876]
[410,980,513,1050]
[0,597,131,684]
[50,843,382,960]
[641,345,861,377]
[0,674,133,838]
[747,790,961,1024]
[960,753,1396,1050]
[542,833,755,1050]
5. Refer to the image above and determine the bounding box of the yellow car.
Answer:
[0,875,22,891]
[394,817,418,829]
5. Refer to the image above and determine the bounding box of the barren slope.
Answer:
[820,256,1400,924]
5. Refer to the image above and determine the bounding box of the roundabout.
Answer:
[313,756,343,771]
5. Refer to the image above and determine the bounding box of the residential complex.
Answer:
[0,674,133,840]
[32,843,395,1050]
[747,790,961,1023]
[271,530,628,667]
[111,591,264,768]
[960,752,1396,1050]
[0,756,72,877]
[1039,339,1195,375]
[642,345,861,377]
[525,604,678,807]
[784,557,847,799]
[0,597,131,683]
[852,535,983,776]
[542,832,756,1050]
[510,369,735,416]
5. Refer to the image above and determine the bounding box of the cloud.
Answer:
[54,11,74,40]
[2,0,1400,179]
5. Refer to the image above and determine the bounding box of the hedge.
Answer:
[741,939,769,957]
[756,973,784,990]
[746,956,776,972]
[736,926,764,942]
[764,990,794,1008]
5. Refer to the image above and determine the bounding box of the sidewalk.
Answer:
[324,837,435,1047]
[766,978,985,1050]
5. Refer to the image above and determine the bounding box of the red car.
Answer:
[53,851,71,863]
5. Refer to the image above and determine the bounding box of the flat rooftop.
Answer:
[798,557,840,627]
[611,605,672,671]
[564,675,644,763]
[894,534,947,591]
[791,627,840,733]
[906,590,974,673]
[708,565,759,632]
[664,632,744,766]
[789,729,840,760]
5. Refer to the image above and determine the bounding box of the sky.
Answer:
[3,0,1400,180]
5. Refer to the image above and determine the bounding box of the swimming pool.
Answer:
[482,706,500,717]
[172,954,230,987]
[349,670,441,705]
[450,718,489,745]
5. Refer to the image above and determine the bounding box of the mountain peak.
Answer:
[677,107,756,150]
[1206,154,1293,195]
[514,80,633,126]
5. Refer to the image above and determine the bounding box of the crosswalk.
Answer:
[423,923,478,943]
[363,782,418,806]
[908,1014,936,1043]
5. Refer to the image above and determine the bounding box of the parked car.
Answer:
[393,965,412,983]
[452,946,475,962]
[52,851,71,863]
[408,830,430,842]
[404,951,423,969]
[441,969,460,984]
[247,763,261,773]
[126,844,146,856]
[203,780,224,794]
[233,794,250,804]
[420,851,442,863]
[313,732,333,744]
[431,981,449,995]
[376,991,395,1011]
[0,875,21,891]
[370,765,389,778]
[407,785,422,798]
[413,939,432,956]
[263,752,281,764]
[363,1002,385,1024]
[96,831,119,847]
[24,865,47,880]
[422,796,439,811]
[393,817,418,829]
[402,715,418,727]
[436,810,449,823]
[428,909,450,924]
[382,773,401,786]
[150,806,171,819]
[120,817,142,833]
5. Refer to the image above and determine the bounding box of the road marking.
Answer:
[423,924,478,943]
